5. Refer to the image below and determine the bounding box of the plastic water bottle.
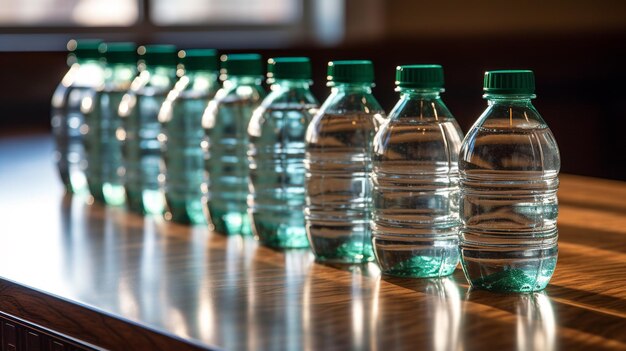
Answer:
[51,39,104,194]
[202,54,265,235]
[118,45,178,214]
[459,70,560,292]
[158,49,220,224]
[83,42,137,205]
[305,60,386,263]
[372,65,464,277]
[248,57,319,248]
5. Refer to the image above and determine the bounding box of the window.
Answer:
[0,0,345,50]
[151,0,302,26]
[0,0,139,26]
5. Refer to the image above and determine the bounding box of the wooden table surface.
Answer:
[0,133,624,351]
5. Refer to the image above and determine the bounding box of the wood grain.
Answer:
[0,135,624,350]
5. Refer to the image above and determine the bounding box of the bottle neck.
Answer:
[105,63,137,84]
[72,59,104,86]
[398,87,443,99]
[145,65,177,76]
[185,69,218,78]
[76,58,101,65]
[332,83,373,94]
[484,93,536,106]
[271,79,312,91]
[227,75,263,86]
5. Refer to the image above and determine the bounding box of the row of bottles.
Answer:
[51,40,560,293]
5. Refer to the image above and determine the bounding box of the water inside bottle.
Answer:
[372,119,462,277]
[460,123,559,292]
[305,112,381,263]
[206,98,258,235]
[248,104,315,248]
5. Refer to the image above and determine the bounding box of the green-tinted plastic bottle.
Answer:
[202,54,266,235]
[305,60,386,263]
[248,57,319,248]
[372,65,463,277]
[459,70,560,292]
[118,45,178,215]
[51,39,104,195]
[83,42,137,205]
[159,49,220,224]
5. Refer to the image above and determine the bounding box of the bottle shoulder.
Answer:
[318,90,385,115]
[201,84,266,130]
[460,104,560,173]
[260,86,319,108]
[247,97,318,139]
[213,83,266,104]
[130,70,177,95]
[373,117,464,166]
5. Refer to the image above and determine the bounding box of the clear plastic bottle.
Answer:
[372,65,464,277]
[202,54,266,235]
[159,49,220,224]
[51,39,104,194]
[118,45,178,214]
[459,70,560,292]
[248,57,319,248]
[83,42,137,205]
[305,60,386,263]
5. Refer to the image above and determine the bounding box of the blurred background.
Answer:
[0,0,625,180]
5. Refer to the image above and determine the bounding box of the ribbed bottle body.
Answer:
[51,61,103,194]
[84,64,135,205]
[248,88,318,247]
[119,69,175,214]
[372,94,463,277]
[160,72,218,224]
[203,80,265,235]
[459,101,560,292]
[305,86,385,263]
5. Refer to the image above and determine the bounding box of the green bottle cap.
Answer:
[220,53,264,77]
[99,42,137,65]
[483,70,535,94]
[395,64,444,89]
[327,60,374,86]
[67,39,102,60]
[138,45,178,67]
[267,57,312,82]
[179,49,218,71]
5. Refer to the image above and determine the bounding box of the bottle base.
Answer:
[166,195,207,225]
[125,188,165,215]
[374,234,460,278]
[88,181,106,204]
[207,204,252,236]
[378,255,458,278]
[103,183,126,206]
[307,224,374,264]
[461,251,557,293]
[251,212,308,249]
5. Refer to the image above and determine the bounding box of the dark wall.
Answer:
[1,31,625,180]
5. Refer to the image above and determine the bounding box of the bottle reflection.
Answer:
[203,235,258,349]
[59,193,127,311]
[136,216,168,325]
[161,224,209,339]
[515,293,556,351]
[427,278,462,351]
[374,276,462,351]
[304,263,380,351]
[248,249,313,351]
[464,289,556,351]
[283,250,315,351]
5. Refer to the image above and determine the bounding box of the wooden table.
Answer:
[0,133,624,350]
